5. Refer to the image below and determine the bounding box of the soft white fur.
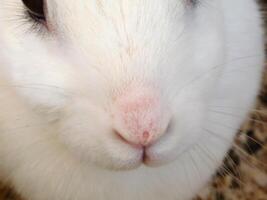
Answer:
[0,0,264,200]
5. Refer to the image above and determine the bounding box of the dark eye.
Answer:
[190,0,198,6]
[186,0,199,7]
[22,0,45,21]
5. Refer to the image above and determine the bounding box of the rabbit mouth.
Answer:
[113,133,173,169]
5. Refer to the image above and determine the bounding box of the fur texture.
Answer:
[0,0,265,200]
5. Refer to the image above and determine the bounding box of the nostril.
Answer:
[165,119,174,134]
[114,128,160,147]
[142,131,150,141]
[140,131,151,146]
[113,129,143,149]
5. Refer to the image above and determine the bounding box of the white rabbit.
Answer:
[0,0,265,200]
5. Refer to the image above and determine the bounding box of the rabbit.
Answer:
[0,0,265,200]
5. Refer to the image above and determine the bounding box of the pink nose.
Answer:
[113,86,170,146]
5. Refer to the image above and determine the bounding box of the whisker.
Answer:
[209,105,267,115]
[0,83,74,96]
[182,157,194,195]
[188,147,203,182]
[1,141,79,198]
[203,128,267,169]
[0,136,55,183]
[222,150,243,188]
[171,54,263,100]
[206,112,266,151]
[196,144,246,187]
[208,109,267,126]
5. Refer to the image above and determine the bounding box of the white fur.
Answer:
[0,0,264,200]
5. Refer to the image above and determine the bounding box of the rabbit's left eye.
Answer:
[186,0,199,7]
[22,0,45,22]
